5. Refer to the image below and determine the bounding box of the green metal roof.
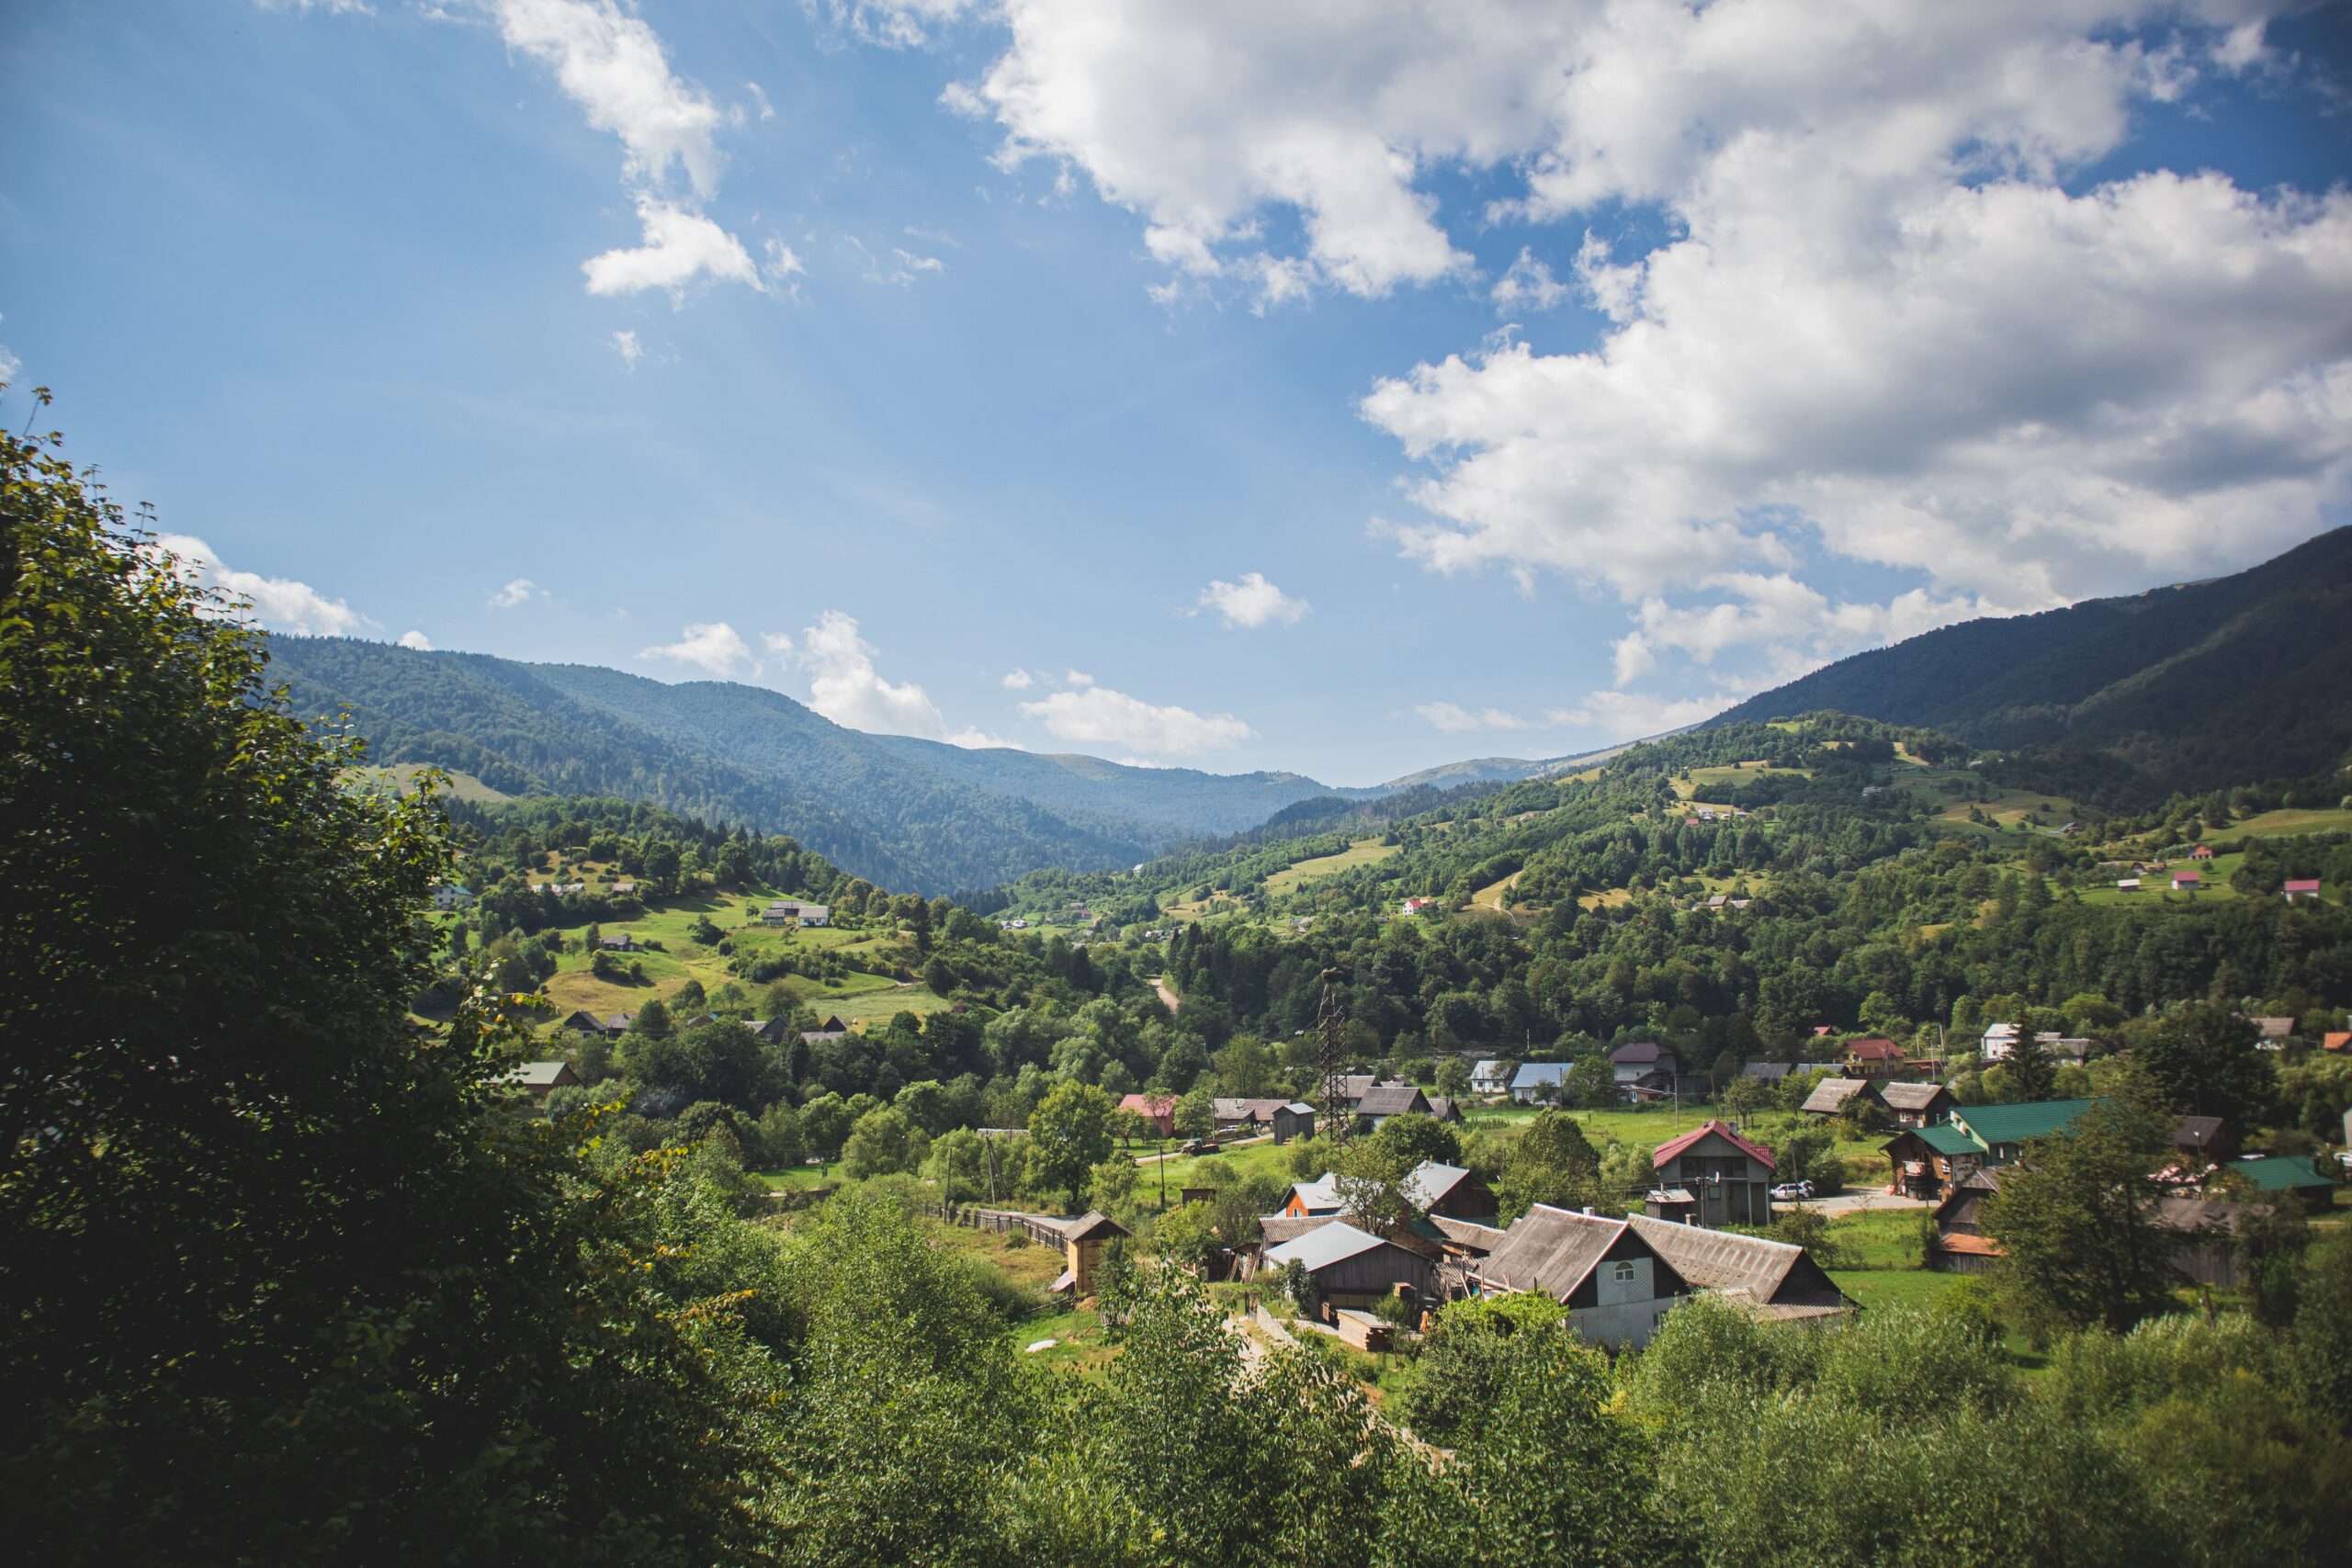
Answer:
[1909,1123,1981,1156]
[2222,1156,2337,1193]
[1951,1100,2098,1147]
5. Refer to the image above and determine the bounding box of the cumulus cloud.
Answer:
[1197,571,1308,627]
[479,0,767,300]
[608,328,644,368]
[639,620,753,676]
[1490,248,1569,313]
[809,0,976,50]
[1414,702,1532,734]
[397,629,434,650]
[1020,685,1254,754]
[1547,688,1737,739]
[792,610,1002,745]
[1000,667,1035,689]
[152,534,366,636]
[489,578,544,609]
[761,630,795,656]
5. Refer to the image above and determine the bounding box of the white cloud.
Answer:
[1062,669,1094,688]
[608,328,643,368]
[582,197,761,298]
[639,620,753,677]
[397,629,434,650]
[1000,667,1035,689]
[0,343,19,385]
[809,0,977,50]
[761,630,796,656]
[152,534,366,636]
[1414,702,1534,734]
[745,81,775,120]
[1547,688,1736,738]
[1490,248,1569,313]
[1021,684,1255,754]
[489,578,544,608]
[1197,571,1308,627]
[850,236,947,286]
[795,609,991,741]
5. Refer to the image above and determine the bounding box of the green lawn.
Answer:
[1828,1268,1963,1311]
[751,1165,836,1191]
[1129,1137,1297,1199]
[1826,1207,1931,1269]
[2210,807,2352,843]
[345,761,513,804]
[1260,837,1403,897]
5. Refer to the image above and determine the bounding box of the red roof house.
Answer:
[2323,1032,2350,1054]
[1650,1121,1776,1228]
[2284,879,2322,901]
[1843,1036,1904,1077]
[1116,1092,1178,1137]
[2172,869,2201,890]
[2189,843,2215,861]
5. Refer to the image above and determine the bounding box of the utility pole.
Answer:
[1317,967,1351,1145]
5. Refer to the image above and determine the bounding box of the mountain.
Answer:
[1708,527,2352,797]
[264,638,1348,892]
[1374,740,1642,792]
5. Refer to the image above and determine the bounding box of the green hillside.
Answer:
[1710,528,2352,799]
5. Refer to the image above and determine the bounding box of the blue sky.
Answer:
[5,2,2349,785]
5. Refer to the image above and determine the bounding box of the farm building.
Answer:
[1801,1077,1875,1117]
[1627,1214,1851,1321]
[1212,1096,1290,1132]
[1354,1082,1431,1128]
[2171,1115,2236,1168]
[1842,1037,1904,1078]
[1930,1173,2246,1289]
[2172,870,2200,891]
[558,1009,626,1039]
[1402,1160,1499,1223]
[2283,878,2322,901]
[1650,1121,1776,1228]
[972,1209,1131,1295]
[800,1016,850,1045]
[1878,1082,1955,1128]
[1739,1061,1796,1082]
[1271,1102,1317,1144]
[2190,843,2215,860]
[1424,1096,1463,1123]
[502,1060,579,1100]
[1117,1092,1179,1138]
[1471,1205,1690,1350]
[1263,1221,1434,1314]
[2214,1154,2338,1212]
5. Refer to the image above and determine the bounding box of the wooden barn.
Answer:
[1262,1220,1434,1313]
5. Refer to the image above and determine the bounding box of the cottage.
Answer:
[2216,1154,2338,1212]
[595,933,637,952]
[1841,1037,1903,1078]
[1469,1058,1511,1095]
[1878,1081,1956,1129]
[1609,1041,1679,1088]
[1471,1205,1690,1350]
[1981,1021,2020,1060]
[503,1060,579,1100]
[2171,1114,2236,1168]
[1509,1062,1572,1103]
[1402,1160,1499,1223]
[2250,1016,2297,1050]
[1212,1096,1290,1132]
[432,883,473,910]
[1930,1172,2245,1288]
[2117,877,2144,894]
[1887,1099,2098,1201]
[1627,1214,1851,1321]
[2325,1032,2351,1055]
[1650,1120,1776,1228]
[1355,1082,1432,1128]
[1399,896,1440,919]
[559,1009,625,1039]
[2190,843,2216,861]
[1424,1096,1463,1124]
[1271,1102,1317,1145]
[1263,1221,1434,1313]
[1800,1077,1875,1117]
[609,878,637,897]
[800,1016,850,1045]
[1283,1176,1347,1218]
[1117,1092,1179,1138]
[741,1017,792,1045]
[2172,869,2200,891]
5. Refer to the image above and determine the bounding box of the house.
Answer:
[559,1009,625,1039]
[2172,869,2200,891]
[1262,1221,1434,1313]
[1283,1175,1347,1217]
[1424,1096,1463,1124]
[800,1016,849,1045]
[503,1060,579,1100]
[1842,1036,1904,1078]
[2216,1154,2339,1212]
[1929,1171,2247,1288]
[1355,1082,1431,1128]
[2171,1115,2236,1168]
[1117,1092,1178,1138]
[609,878,637,897]
[1510,1062,1572,1103]
[1885,1099,2098,1201]
[2283,878,2322,902]
[595,933,637,952]
[1471,1205,1691,1350]
[432,883,473,910]
[1402,1160,1499,1224]
[1651,1120,1777,1227]
[1626,1214,1852,1320]
[2325,1032,2351,1055]
[1470,1058,1511,1095]
[1739,1061,1796,1083]
[1212,1096,1290,1132]
[1800,1077,1875,1117]
[2251,1016,2297,1049]
[2189,842,2215,861]
[763,900,816,927]
[1981,1021,2020,1061]
[1609,1041,1679,1087]
[1271,1102,1317,1145]
[2116,877,2143,893]
[1400,896,1440,918]
[1878,1081,1956,1129]
[1644,1187,1698,1224]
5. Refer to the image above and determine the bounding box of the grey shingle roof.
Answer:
[1801,1077,1871,1114]
[1264,1220,1392,1273]
[1475,1205,1629,1299]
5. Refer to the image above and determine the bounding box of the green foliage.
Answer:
[1496,1109,1605,1220]
[1983,1093,2181,1336]
[2133,1001,2276,1132]
[1027,1080,1114,1209]
[841,1104,928,1179]
[1369,1111,1463,1168]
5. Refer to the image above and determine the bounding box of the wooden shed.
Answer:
[1262,1220,1433,1313]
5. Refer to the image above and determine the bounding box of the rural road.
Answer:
[1153,976,1181,1011]
[1794,1189,1932,1217]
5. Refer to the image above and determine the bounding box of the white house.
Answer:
[1470,1058,1511,1095]
[1510,1062,1572,1103]
[1400,896,1439,918]
[1981,1021,2019,1062]
[763,900,833,928]
[1471,1205,1689,1351]
[432,884,473,910]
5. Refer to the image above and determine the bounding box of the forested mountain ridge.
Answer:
[1709,527,2352,796]
[266,637,1149,893]
[865,733,1348,835]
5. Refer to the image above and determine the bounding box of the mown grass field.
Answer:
[1675,763,1812,801]
[1261,837,1401,896]
[2210,807,2352,842]
[345,762,513,804]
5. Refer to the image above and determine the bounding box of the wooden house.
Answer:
[1402,1160,1499,1223]
[1353,1082,1431,1128]
[1117,1092,1179,1138]
[2171,1114,2236,1168]
[1472,1205,1690,1350]
[1470,1058,1512,1095]
[1649,1120,1775,1227]
[1801,1077,1876,1117]
[1627,1214,1851,1321]
[1263,1221,1433,1313]
[1331,1309,1394,1353]
[1509,1062,1571,1103]
[1878,1081,1956,1129]
[503,1060,580,1101]
[1609,1041,1679,1088]
[1271,1101,1317,1145]
[1842,1037,1904,1078]
[1885,1099,2098,1201]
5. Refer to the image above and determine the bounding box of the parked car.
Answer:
[1770,1181,1815,1201]
[1182,1139,1219,1156]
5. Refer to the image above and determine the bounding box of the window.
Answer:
[1612,1260,1637,1284]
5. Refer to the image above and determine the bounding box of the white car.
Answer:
[1770,1181,1815,1202]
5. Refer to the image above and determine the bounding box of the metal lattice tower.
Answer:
[1316,967,1351,1144]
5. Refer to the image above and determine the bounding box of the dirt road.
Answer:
[1153,976,1181,1011]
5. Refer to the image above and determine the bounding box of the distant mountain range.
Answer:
[1707,526,2352,795]
[266,639,1360,893]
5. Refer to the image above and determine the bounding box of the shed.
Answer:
[1355,1082,1432,1126]
[1801,1077,1874,1116]
[1271,1101,1317,1145]
[1263,1221,1433,1312]
[1402,1160,1498,1223]
[1331,1309,1395,1353]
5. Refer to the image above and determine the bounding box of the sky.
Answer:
[5,1,2350,785]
